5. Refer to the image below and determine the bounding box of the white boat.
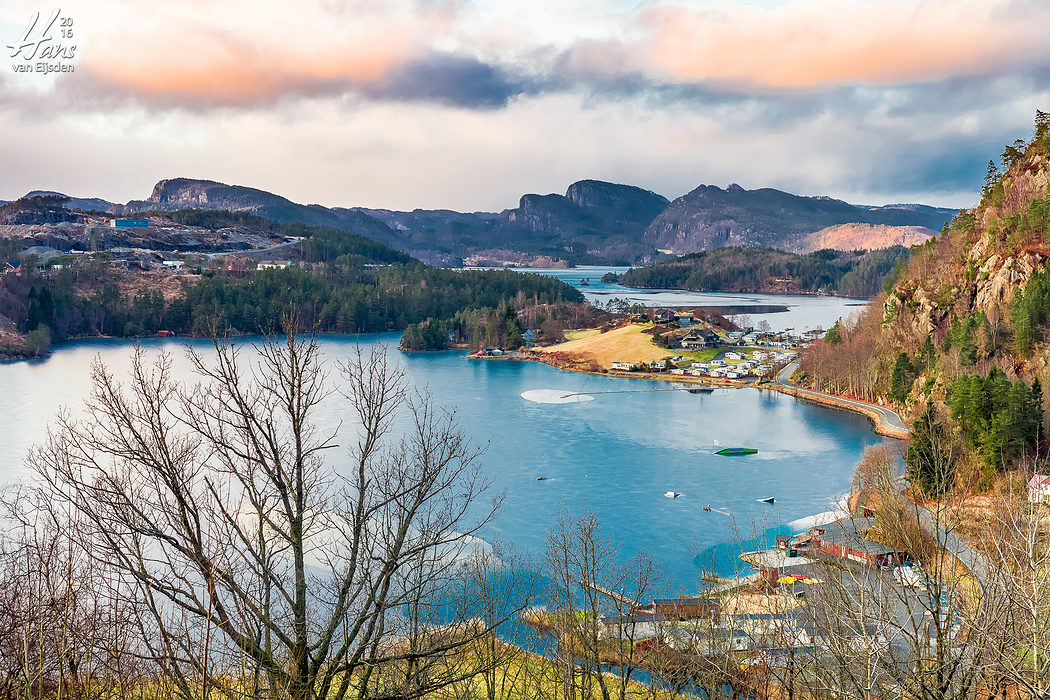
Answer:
[757,497,775,504]
[665,491,683,498]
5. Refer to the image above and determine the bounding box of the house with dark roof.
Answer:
[682,328,720,349]
[809,517,907,567]
[637,597,720,621]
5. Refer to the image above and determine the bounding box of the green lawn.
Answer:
[672,345,771,368]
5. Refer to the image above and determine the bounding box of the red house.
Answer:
[810,517,907,567]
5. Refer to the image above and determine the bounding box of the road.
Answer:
[775,360,909,435]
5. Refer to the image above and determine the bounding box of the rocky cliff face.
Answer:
[884,141,1050,341]
[797,223,934,253]
[643,184,954,254]
[114,178,403,251]
[506,180,669,238]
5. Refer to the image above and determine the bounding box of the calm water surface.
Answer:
[510,265,869,332]
[0,331,887,590]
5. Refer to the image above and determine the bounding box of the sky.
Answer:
[2,0,1049,212]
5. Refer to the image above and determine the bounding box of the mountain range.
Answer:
[15,177,958,265]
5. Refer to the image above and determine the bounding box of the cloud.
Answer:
[365,53,533,108]
[1,0,1048,212]
[4,0,1046,114]
[635,0,1050,90]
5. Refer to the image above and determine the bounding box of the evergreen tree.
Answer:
[824,321,842,346]
[889,353,915,404]
[918,335,936,372]
[906,407,953,497]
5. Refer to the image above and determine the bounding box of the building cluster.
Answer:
[613,349,797,379]
[592,512,919,660]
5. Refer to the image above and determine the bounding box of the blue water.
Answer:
[508,265,868,333]
[0,331,887,593]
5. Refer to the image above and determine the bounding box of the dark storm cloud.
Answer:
[364,52,536,108]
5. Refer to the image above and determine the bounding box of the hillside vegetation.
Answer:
[800,110,1050,490]
[618,246,909,298]
[0,210,582,358]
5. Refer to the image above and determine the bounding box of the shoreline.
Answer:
[604,282,870,302]
[487,349,908,440]
[759,383,909,440]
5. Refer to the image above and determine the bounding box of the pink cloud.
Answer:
[637,0,1050,89]
[65,1,444,107]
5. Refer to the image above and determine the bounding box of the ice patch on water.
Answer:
[521,389,596,404]
[787,498,849,532]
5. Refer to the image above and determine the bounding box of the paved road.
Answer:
[775,360,909,434]
[913,502,993,592]
[771,364,995,591]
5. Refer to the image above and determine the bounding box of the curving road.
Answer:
[775,362,995,588]
[775,360,909,435]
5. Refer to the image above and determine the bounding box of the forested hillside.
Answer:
[0,211,582,358]
[800,111,1050,490]
[617,246,909,297]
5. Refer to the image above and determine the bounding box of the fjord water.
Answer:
[0,332,886,590]
[514,265,867,332]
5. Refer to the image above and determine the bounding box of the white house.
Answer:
[611,361,634,371]
[1029,475,1050,504]
[162,260,184,271]
[258,260,291,270]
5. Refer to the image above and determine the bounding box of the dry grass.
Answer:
[113,270,196,302]
[564,329,601,342]
[536,324,670,368]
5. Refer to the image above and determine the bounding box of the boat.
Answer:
[715,447,758,456]
[687,387,714,394]
[536,476,550,481]
[757,497,775,504]
[664,491,683,498]
[702,505,712,511]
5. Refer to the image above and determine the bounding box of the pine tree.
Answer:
[1034,377,1045,455]
[918,336,935,371]
[906,407,953,497]
[889,353,914,404]
[824,321,842,346]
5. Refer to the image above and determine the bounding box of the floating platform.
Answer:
[715,447,758,456]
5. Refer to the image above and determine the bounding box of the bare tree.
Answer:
[0,485,144,700]
[545,509,662,700]
[798,438,1010,700]
[30,327,505,700]
[974,473,1050,697]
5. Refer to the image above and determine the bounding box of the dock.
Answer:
[578,579,634,606]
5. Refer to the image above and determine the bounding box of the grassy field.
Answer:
[430,638,690,699]
[537,324,671,368]
[672,348,722,365]
[564,329,601,342]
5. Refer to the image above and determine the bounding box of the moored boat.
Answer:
[715,447,758,456]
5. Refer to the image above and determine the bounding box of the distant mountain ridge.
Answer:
[643,184,956,254]
[20,177,958,265]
